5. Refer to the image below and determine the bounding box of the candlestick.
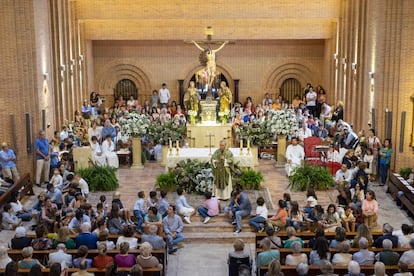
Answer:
[169,139,172,150]
[247,139,250,149]
[240,140,243,149]
[176,140,179,149]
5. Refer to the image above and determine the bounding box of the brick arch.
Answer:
[95,61,152,97]
[263,63,314,94]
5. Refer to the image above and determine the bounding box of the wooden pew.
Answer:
[0,267,162,276]
[0,173,34,207]
[389,173,414,216]
[255,230,384,247]
[8,248,167,275]
[257,265,414,276]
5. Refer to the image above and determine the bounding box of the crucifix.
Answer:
[206,133,215,156]
[185,26,233,100]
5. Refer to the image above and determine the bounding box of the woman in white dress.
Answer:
[90,136,107,166]
[88,121,102,144]
[101,135,119,168]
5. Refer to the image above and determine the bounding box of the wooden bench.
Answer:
[257,265,414,276]
[0,267,162,276]
[389,173,414,216]
[255,231,384,247]
[0,173,34,207]
[8,248,167,275]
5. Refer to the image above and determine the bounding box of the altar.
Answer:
[166,148,254,170]
[187,124,232,148]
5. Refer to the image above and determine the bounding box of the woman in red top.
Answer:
[267,200,287,231]
[93,243,114,269]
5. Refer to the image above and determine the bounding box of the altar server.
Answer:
[285,137,305,176]
[101,135,119,168]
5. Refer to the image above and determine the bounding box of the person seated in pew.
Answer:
[393,261,413,276]
[373,223,399,248]
[375,239,400,266]
[344,260,366,276]
[31,224,53,250]
[318,260,339,276]
[352,237,375,266]
[283,227,304,249]
[72,259,94,276]
[352,224,374,248]
[263,259,284,276]
[141,224,166,250]
[68,208,91,235]
[330,226,351,249]
[372,261,387,276]
[399,238,414,266]
[48,243,72,268]
[18,246,45,269]
[296,262,309,276]
[96,230,116,250]
[229,239,250,259]
[116,225,138,250]
[393,224,414,249]
[257,237,280,269]
[114,242,136,268]
[0,246,12,269]
[135,242,163,270]
[332,242,353,266]
[107,204,125,235]
[310,236,331,266]
[285,241,307,266]
[73,245,93,268]
[93,243,114,270]
[130,264,144,276]
[11,226,32,249]
[75,222,98,249]
[52,226,76,249]
[259,226,282,249]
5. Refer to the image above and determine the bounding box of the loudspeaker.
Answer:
[25,113,32,153]
[385,111,392,140]
[400,112,406,153]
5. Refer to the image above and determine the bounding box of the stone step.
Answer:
[182,220,252,233]
[183,231,256,244]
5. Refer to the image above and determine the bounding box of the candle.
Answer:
[176,140,179,149]
[247,139,250,149]
[240,140,243,149]
[169,139,172,149]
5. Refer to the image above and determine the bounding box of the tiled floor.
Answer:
[4,159,413,276]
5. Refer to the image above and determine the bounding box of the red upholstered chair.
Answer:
[303,136,324,166]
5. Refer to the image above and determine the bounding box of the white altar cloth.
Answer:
[166,148,254,169]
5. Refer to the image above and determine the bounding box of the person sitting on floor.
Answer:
[163,205,184,254]
[267,200,287,232]
[1,203,22,230]
[248,196,268,232]
[175,187,196,224]
[224,189,252,234]
[197,191,219,224]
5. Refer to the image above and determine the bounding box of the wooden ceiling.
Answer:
[74,0,340,40]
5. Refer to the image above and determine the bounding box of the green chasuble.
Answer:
[211,148,234,200]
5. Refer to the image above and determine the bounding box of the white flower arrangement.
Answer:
[267,109,299,136]
[118,111,151,138]
[187,110,197,117]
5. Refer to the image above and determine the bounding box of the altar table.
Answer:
[165,148,254,170]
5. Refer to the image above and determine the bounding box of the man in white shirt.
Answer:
[285,137,305,176]
[59,126,69,142]
[306,86,317,117]
[49,243,72,268]
[298,121,313,142]
[335,164,353,186]
[159,83,171,106]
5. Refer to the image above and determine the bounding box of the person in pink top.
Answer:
[197,191,219,224]
[361,190,378,229]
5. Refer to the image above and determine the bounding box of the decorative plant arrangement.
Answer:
[399,167,412,180]
[147,120,186,146]
[288,165,334,191]
[118,111,151,138]
[76,163,119,191]
[266,109,298,136]
[237,121,273,147]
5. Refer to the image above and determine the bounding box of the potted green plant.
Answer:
[76,163,119,191]
[399,167,412,180]
[288,165,334,191]
[239,168,264,190]
[155,172,178,191]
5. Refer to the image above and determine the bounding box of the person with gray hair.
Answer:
[11,226,32,249]
[75,222,97,249]
[72,259,94,276]
[141,224,166,250]
[285,241,308,266]
[332,241,352,266]
[375,239,400,265]
[257,237,280,268]
[318,260,339,276]
[0,246,12,269]
[48,243,72,268]
[352,237,375,266]
[373,223,398,248]
[399,238,414,265]
[371,261,387,276]
[344,260,365,276]
[296,262,309,276]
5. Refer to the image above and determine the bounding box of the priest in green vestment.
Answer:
[211,140,234,200]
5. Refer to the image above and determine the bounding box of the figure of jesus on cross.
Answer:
[192,40,228,90]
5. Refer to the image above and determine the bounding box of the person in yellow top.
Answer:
[292,94,304,108]
[218,81,232,112]
[272,99,282,110]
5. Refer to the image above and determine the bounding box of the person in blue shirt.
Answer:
[35,130,50,187]
[0,142,19,181]
[75,222,97,249]
[101,119,116,142]
[224,189,252,234]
